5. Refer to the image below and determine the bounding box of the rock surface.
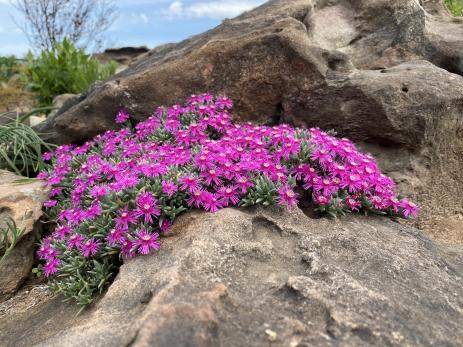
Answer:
[0,171,49,300]
[45,93,81,121]
[0,207,462,346]
[35,0,463,240]
[37,0,463,143]
[93,46,150,66]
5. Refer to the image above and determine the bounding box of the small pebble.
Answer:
[265,329,277,342]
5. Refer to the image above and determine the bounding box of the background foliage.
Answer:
[446,0,463,16]
[0,56,22,84]
[25,39,117,107]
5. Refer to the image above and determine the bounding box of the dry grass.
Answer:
[0,82,36,114]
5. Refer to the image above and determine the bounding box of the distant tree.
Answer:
[12,0,118,51]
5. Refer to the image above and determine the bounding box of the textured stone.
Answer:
[46,93,80,120]
[0,207,462,346]
[0,170,49,300]
[37,0,463,144]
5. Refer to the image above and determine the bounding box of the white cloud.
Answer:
[117,0,170,5]
[166,0,263,19]
[169,1,183,16]
[140,13,148,24]
[187,1,259,18]
[130,13,149,24]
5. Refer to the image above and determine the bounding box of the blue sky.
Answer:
[0,0,267,56]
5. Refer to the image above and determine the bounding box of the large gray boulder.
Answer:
[0,207,462,346]
[35,0,463,239]
[37,0,463,144]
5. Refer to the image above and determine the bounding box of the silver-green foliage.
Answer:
[0,108,54,176]
[0,217,26,266]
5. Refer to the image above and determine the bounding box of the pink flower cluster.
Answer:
[38,94,418,279]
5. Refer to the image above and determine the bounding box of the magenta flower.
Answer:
[134,230,160,255]
[37,171,48,180]
[44,199,58,208]
[162,180,178,197]
[113,172,139,190]
[187,189,205,208]
[201,192,223,213]
[115,207,137,230]
[217,185,240,206]
[311,147,331,165]
[81,239,100,257]
[43,258,60,277]
[345,196,361,212]
[387,196,401,213]
[215,96,233,109]
[313,177,338,197]
[106,228,126,246]
[341,173,363,193]
[202,168,221,186]
[235,176,254,193]
[160,219,172,233]
[292,164,315,181]
[400,199,419,219]
[53,225,72,240]
[314,194,331,206]
[42,152,53,161]
[49,188,62,197]
[121,239,135,258]
[90,185,108,198]
[37,243,58,261]
[135,192,161,223]
[115,110,130,124]
[67,234,85,250]
[277,186,298,207]
[180,175,201,192]
[369,195,385,210]
[84,202,102,219]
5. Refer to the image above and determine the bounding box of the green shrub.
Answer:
[0,108,55,177]
[0,56,21,84]
[26,39,117,107]
[446,0,463,16]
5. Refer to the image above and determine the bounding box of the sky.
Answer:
[0,0,267,56]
